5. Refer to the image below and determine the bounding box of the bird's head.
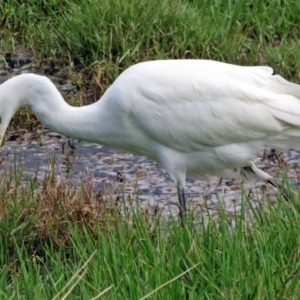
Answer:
[0,116,11,147]
[0,115,10,146]
[0,73,68,147]
[0,76,20,146]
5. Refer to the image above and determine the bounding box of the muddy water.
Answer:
[1,53,300,218]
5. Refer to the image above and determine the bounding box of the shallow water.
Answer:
[1,53,300,218]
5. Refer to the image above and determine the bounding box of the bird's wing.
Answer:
[115,60,300,153]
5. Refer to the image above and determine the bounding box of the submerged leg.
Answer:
[177,185,187,222]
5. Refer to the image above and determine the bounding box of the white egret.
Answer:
[0,60,300,218]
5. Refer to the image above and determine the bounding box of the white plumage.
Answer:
[1,60,300,215]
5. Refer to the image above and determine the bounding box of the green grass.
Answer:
[0,162,300,299]
[2,0,300,298]
[2,0,300,87]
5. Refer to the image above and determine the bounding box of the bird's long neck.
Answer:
[31,89,126,147]
[39,103,106,143]
[2,74,126,147]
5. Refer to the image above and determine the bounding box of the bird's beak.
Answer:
[0,118,10,147]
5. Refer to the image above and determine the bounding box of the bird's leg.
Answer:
[241,163,289,201]
[241,162,291,201]
[177,185,187,222]
[267,179,290,201]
